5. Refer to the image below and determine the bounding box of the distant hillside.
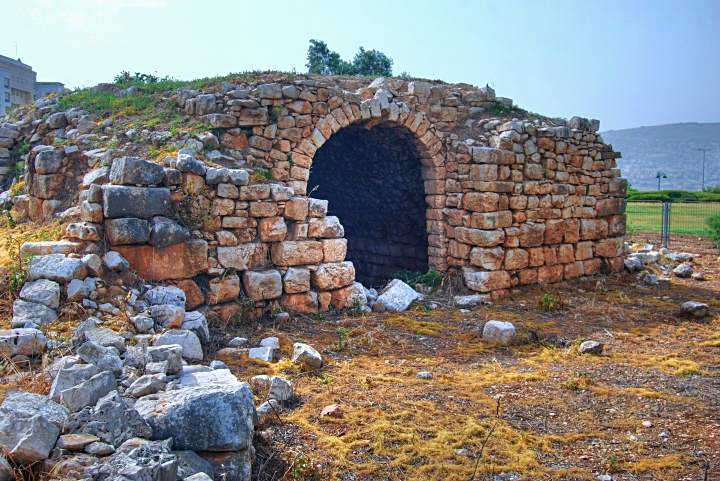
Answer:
[602,122,720,191]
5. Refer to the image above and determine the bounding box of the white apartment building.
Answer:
[0,54,64,116]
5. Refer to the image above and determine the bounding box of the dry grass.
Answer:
[231,248,720,481]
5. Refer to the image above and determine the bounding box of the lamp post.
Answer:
[656,171,667,190]
[698,148,711,191]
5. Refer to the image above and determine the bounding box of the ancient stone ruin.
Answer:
[2,74,626,318]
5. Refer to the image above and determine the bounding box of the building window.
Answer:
[3,77,8,88]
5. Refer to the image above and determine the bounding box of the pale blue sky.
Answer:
[3,0,719,130]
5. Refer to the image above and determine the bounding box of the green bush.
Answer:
[626,189,720,203]
[706,213,720,246]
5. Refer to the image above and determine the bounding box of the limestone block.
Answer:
[311,262,355,290]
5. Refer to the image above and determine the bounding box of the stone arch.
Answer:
[293,100,447,287]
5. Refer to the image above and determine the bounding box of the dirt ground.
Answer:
[222,238,720,481]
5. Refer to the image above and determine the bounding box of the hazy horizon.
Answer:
[3,0,719,131]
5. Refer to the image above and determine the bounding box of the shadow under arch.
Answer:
[307,120,435,287]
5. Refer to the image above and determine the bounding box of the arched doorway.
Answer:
[308,122,429,288]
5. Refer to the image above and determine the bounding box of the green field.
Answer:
[626,202,720,237]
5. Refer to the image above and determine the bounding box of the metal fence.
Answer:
[626,200,720,248]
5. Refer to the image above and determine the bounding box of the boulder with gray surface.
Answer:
[11,299,58,328]
[681,301,709,318]
[0,392,68,463]
[155,329,203,361]
[292,342,323,369]
[19,278,61,308]
[373,279,423,312]
[482,320,516,345]
[134,381,255,452]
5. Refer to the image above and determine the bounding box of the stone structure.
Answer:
[2,74,626,316]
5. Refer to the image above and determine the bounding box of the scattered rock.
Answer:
[453,294,491,308]
[578,340,604,355]
[64,391,152,446]
[256,399,281,427]
[416,371,433,380]
[292,342,323,368]
[373,279,422,312]
[125,374,167,398]
[145,285,186,307]
[251,375,293,401]
[59,370,117,412]
[673,263,693,278]
[681,301,709,318]
[77,341,123,374]
[57,433,99,451]
[85,441,115,456]
[155,329,203,361]
[228,337,248,348]
[49,363,99,401]
[27,254,86,282]
[248,346,276,362]
[146,344,183,375]
[623,257,643,272]
[320,403,343,418]
[482,320,516,345]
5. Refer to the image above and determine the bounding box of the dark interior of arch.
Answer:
[308,123,428,288]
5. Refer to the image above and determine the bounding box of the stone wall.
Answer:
[3,74,626,314]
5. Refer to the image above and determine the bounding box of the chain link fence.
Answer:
[626,200,720,249]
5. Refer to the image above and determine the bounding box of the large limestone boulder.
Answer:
[134,382,255,452]
[373,279,422,312]
[0,392,68,463]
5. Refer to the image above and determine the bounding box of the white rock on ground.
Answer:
[251,375,294,401]
[256,399,281,427]
[292,342,323,368]
[248,346,276,362]
[77,341,123,374]
[146,344,184,375]
[624,257,643,272]
[681,301,709,318]
[372,279,422,312]
[578,340,604,355]
[453,294,491,308]
[482,320,516,345]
